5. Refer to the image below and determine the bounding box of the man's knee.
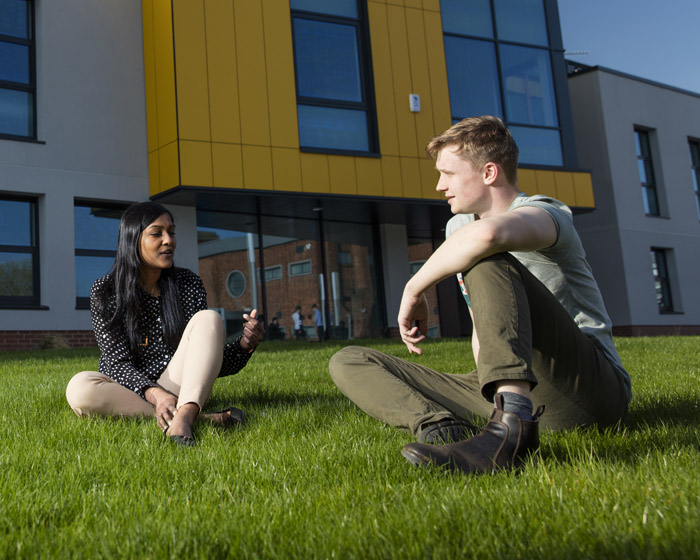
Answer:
[329,346,369,385]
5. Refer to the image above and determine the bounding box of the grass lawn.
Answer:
[1,336,699,559]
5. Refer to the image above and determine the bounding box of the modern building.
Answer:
[568,63,700,335]
[1,0,596,350]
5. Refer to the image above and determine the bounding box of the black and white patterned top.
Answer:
[90,267,253,399]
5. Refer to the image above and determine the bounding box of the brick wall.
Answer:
[0,330,97,351]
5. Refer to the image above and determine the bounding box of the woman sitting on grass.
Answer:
[66,201,264,447]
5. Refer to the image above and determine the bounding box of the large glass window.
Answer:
[197,213,262,341]
[689,140,700,220]
[635,129,659,216]
[650,248,674,313]
[196,209,383,341]
[0,0,35,139]
[290,0,377,154]
[74,202,126,308]
[0,196,38,306]
[441,0,562,166]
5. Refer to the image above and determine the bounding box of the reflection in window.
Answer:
[408,238,440,337]
[0,0,35,138]
[440,0,562,166]
[226,270,246,298]
[258,265,283,282]
[441,0,492,38]
[494,0,548,46]
[689,140,700,219]
[289,260,312,277]
[500,44,558,127]
[650,248,673,313]
[197,215,260,341]
[444,36,501,119]
[291,0,376,153]
[74,202,126,307]
[0,196,38,305]
[635,129,659,216]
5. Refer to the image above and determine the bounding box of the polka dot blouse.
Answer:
[90,268,253,399]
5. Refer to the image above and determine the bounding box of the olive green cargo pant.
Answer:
[329,254,629,435]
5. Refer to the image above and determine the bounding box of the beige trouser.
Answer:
[66,310,225,417]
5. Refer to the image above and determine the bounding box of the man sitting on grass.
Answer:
[329,116,631,474]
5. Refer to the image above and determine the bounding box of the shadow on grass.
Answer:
[541,394,700,466]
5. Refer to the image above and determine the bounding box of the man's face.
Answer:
[435,146,489,215]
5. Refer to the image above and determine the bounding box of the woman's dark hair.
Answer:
[97,201,185,352]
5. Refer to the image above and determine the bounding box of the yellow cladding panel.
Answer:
[400,157,422,198]
[554,172,575,207]
[212,143,243,188]
[152,0,177,148]
[329,156,358,195]
[356,157,383,196]
[142,0,158,153]
[534,170,557,198]
[419,158,439,199]
[148,150,160,196]
[272,148,302,191]
[242,145,273,189]
[387,4,418,157]
[404,0,421,10]
[382,156,403,197]
[263,0,299,149]
[518,168,538,195]
[300,153,330,193]
[180,141,213,187]
[573,172,595,208]
[423,9,451,134]
[235,1,271,146]
[422,0,441,11]
[368,2,400,156]
[405,9,434,155]
[172,0,210,142]
[206,0,241,144]
[159,141,180,193]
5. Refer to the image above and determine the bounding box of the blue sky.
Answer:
[557,0,700,94]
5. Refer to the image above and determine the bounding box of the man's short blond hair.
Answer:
[426,116,519,185]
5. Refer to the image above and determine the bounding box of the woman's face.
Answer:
[139,213,176,272]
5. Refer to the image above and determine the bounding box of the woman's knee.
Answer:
[190,309,225,339]
[65,371,102,417]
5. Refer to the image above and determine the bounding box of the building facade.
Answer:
[1,0,595,349]
[569,65,700,335]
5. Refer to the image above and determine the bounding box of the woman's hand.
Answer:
[397,285,429,355]
[145,386,178,432]
[240,309,264,352]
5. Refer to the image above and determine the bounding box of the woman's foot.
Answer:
[200,407,246,429]
[164,402,199,446]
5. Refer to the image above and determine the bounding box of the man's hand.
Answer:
[398,286,429,355]
[240,308,264,352]
[145,386,178,432]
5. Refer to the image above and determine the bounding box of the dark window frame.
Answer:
[441,0,564,165]
[650,248,674,314]
[635,128,660,217]
[0,0,37,141]
[0,194,40,307]
[689,139,700,220]
[74,200,128,309]
[290,0,379,156]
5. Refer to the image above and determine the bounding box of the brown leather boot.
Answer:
[401,394,544,474]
